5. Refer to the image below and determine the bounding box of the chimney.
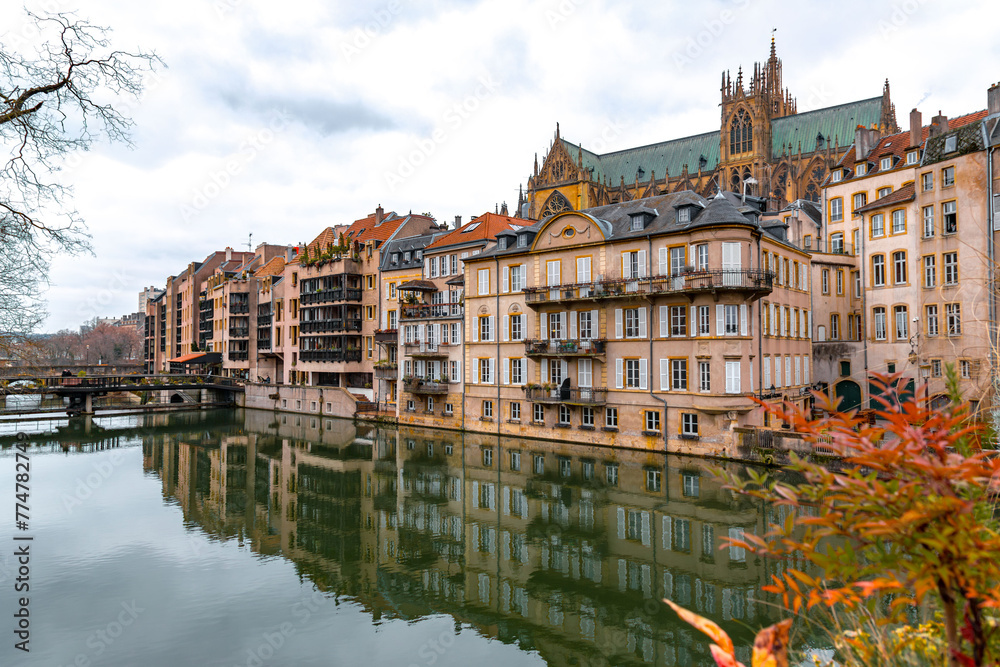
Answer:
[454,215,462,230]
[285,245,294,262]
[929,110,949,138]
[225,247,232,261]
[989,82,1000,116]
[909,108,922,147]
[375,204,384,225]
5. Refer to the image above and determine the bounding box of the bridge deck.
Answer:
[1,374,244,396]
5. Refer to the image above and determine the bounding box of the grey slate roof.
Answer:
[379,233,443,272]
[922,120,985,165]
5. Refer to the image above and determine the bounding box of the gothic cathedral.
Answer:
[522,40,899,219]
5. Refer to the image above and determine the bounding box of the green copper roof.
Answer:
[770,97,883,155]
[561,131,720,185]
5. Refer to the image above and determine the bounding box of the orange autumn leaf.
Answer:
[664,598,735,656]
[710,644,746,667]
[751,619,792,667]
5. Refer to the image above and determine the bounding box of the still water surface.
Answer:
[0,410,791,666]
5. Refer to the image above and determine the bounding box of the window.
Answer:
[558,405,571,425]
[836,269,844,295]
[831,232,844,254]
[533,455,544,475]
[724,304,739,335]
[921,172,933,191]
[510,314,523,341]
[830,170,842,183]
[510,358,524,385]
[625,359,641,388]
[922,205,935,238]
[853,193,867,212]
[510,402,520,421]
[695,243,708,271]
[479,316,492,341]
[943,252,958,285]
[893,251,907,285]
[729,108,752,154]
[681,413,698,436]
[926,304,939,336]
[855,164,866,177]
[482,400,493,418]
[907,151,918,165]
[576,256,591,283]
[943,201,957,234]
[478,269,489,295]
[942,166,955,187]
[891,210,906,235]
[624,307,643,338]
[669,305,687,337]
[582,406,594,427]
[509,451,521,471]
[725,361,741,394]
[894,305,908,340]
[946,303,961,335]
[853,270,861,299]
[678,207,691,223]
[510,265,525,291]
[533,403,544,423]
[517,234,528,248]
[699,361,710,392]
[873,307,887,340]
[870,213,884,238]
[960,359,971,378]
[646,469,662,492]
[671,359,688,390]
[880,156,892,170]
[872,254,885,287]
[605,407,618,428]
[821,269,829,295]
[622,251,641,279]
[606,463,619,486]
[644,411,661,432]
[546,260,561,286]
[878,186,893,199]
[478,358,493,383]
[923,255,937,288]
[483,448,493,466]
[932,359,943,377]
[830,197,843,222]
[830,313,840,340]
[698,306,711,335]
[630,214,644,231]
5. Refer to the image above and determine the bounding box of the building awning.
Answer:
[398,280,437,291]
[445,275,465,286]
[168,352,222,367]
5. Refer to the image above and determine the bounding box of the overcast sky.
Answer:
[3,0,997,332]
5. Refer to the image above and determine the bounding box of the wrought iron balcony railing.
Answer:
[523,386,607,405]
[524,338,606,357]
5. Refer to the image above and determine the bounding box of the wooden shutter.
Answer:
[615,309,623,339]
[639,359,647,390]
[615,358,623,389]
[660,359,669,391]
[740,304,748,336]
[659,306,668,338]
[540,312,548,340]
[716,305,725,336]
[638,308,647,338]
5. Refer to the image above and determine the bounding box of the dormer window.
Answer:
[677,207,691,223]
[415,250,423,260]
[404,251,411,261]
[392,253,399,264]
[944,134,957,153]
[498,237,507,250]
[630,212,652,231]
[517,234,528,248]
[880,156,892,171]
[830,170,843,183]
[855,164,866,177]
[906,151,919,165]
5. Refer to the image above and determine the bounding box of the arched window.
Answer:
[541,191,572,217]
[804,182,820,203]
[729,108,753,155]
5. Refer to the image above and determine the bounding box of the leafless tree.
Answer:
[0,11,161,349]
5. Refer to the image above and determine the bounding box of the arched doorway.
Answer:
[834,379,861,412]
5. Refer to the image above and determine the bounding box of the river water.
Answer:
[0,409,802,666]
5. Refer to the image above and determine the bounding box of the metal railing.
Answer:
[523,386,607,405]
[300,288,363,305]
[299,319,362,333]
[227,351,249,361]
[524,338,606,356]
[401,303,464,320]
[228,328,250,338]
[803,238,856,256]
[229,302,250,314]
[522,270,774,305]
[374,329,398,343]
[299,349,363,363]
[403,379,450,394]
[403,341,453,356]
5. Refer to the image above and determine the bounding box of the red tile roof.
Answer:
[254,256,286,278]
[854,183,915,214]
[424,213,519,252]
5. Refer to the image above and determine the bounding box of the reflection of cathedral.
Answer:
[142,415,804,666]
[522,39,899,218]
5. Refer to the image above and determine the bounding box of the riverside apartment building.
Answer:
[463,191,813,454]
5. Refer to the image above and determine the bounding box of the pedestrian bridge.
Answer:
[0,374,244,416]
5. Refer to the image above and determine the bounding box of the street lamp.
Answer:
[742,176,758,204]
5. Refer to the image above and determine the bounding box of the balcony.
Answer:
[199,321,213,333]
[524,338,606,357]
[300,319,363,333]
[229,302,250,314]
[804,238,855,256]
[300,288,362,305]
[299,349,363,363]
[400,302,463,320]
[403,341,454,357]
[228,351,249,361]
[403,378,450,395]
[522,270,774,308]
[375,366,398,380]
[524,385,607,406]
[229,328,250,338]
[257,315,272,327]
[256,338,272,351]
[374,329,398,344]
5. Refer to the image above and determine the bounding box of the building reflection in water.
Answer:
[142,412,806,666]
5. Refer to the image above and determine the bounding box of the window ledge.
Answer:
[532,420,545,425]
[642,430,662,437]
[507,419,520,424]
[555,423,571,429]
[602,427,619,432]
[680,433,700,440]
[479,416,494,422]
[579,425,595,431]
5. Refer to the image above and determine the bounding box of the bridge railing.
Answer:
[2,374,244,393]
